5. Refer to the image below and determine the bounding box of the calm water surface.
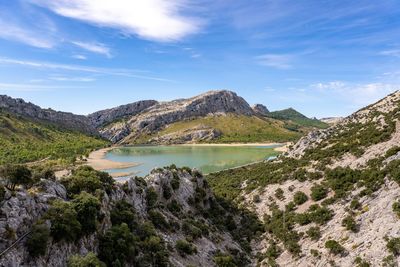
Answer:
[105,145,280,177]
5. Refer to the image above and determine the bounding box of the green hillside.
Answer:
[0,112,108,164]
[133,114,303,144]
[266,108,329,129]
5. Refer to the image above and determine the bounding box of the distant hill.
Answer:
[266,108,329,129]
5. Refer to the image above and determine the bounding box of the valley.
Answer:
[1,90,400,267]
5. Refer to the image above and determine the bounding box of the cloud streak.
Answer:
[0,57,174,82]
[31,0,203,42]
[311,81,400,106]
[71,41,112,57]
[256,54,293,69]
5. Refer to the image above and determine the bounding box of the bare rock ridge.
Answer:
[0,95,96,135]
[252,104,269,116]
[87,100,158,128]
[100,90,256,143]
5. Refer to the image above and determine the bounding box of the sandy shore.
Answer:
[86,147,139,171]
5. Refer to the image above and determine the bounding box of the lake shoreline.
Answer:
[86,142,289,174]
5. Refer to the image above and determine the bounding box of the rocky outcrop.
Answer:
[252,104,269,116]
[148,125,221,145]
[100,90,255,143]
[0,95,96,135]
[88,100,158,128]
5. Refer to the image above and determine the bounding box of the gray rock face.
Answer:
[0,95,97,135]
[252,104,269,115]
[88,100,158,128]
[101,90,255,143]
[148,125,221,145]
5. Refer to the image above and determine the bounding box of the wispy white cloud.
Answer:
[0,18,55,48]
[72,54,87,60]
[49,76,96,82]
[0,57,174,82]
[71,41,112,57]
[31,0,203,42]
[380,49,400,57]
[256,54,293,69]
[311,81,399,106]
[0,83,88,91]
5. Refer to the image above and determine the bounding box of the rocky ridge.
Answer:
[99,90,255,144]
[0,95,96,135]
[88,100,158,128]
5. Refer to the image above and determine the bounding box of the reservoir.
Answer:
[104,144,281,178]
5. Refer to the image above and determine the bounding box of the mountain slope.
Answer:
[0,95,96,135]
[208,90,400,266]
[98,90,326,144]
[0,111,108,164]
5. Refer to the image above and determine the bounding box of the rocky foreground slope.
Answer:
[208,90,400,266]
[0,166,259,267]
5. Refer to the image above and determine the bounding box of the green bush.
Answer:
[214,253,237,267]
[325,240,345,256]
[148,210,169,230]
[354,257,371,267]
[175,240,197,256]
[26,224,50,257]
[46,200,82,242]
[342,215,358,233]
[275,188,285,200]
[146,187,158,209]
[350,199,362,210]
[68,253,106,267]
[306,226,321,241]
[386,237,400,256]
[72,192,101,234]
[111,200,137,229]
[167,199,182,215]
[61,166,114,196]
[0,164,33,190]
[171,173,180,190]
[162,184,172,200]
[392,201,400,218]
[98,224,136,266]
[293,191,308,205]
[310,184,328,201]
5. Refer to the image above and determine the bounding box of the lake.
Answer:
[104,145,281,179]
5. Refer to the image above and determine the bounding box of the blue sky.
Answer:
[0,0,400,118]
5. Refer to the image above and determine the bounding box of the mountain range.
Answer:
[0,90,327,164]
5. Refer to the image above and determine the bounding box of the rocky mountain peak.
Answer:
[100,90,255,143]
[252,104,269,115]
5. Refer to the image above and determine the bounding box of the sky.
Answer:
[1,0,400,118]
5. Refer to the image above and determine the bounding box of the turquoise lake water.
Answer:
[105,145,280,178]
